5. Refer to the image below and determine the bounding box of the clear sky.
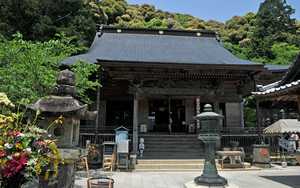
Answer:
[127,0,300,22]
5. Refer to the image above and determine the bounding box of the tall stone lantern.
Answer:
[29,69,96,188]
[185,104,228,188]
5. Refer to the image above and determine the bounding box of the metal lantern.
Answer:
[194,104,227,186]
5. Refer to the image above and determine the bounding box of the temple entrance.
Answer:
[148,99,186,133]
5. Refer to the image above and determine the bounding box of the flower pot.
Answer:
[296,152,300,164]
[1,173,26,188]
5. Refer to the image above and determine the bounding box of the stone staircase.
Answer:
[135,159,205,171]
[136,134,205,171]
[140,134,205,159]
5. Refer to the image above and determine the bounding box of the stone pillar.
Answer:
[225,102,242,128]
[133,94,139,154]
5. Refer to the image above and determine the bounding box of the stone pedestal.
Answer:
[184,181,239,188]
[194,134,227,187]
[39,149,80,188]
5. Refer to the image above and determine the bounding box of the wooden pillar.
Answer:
[214,102,220,113]
[240,100,245,128]
[99,101,106,128]
[95,85,101,133]
[256,99,262,140]
[95,68,103,134]
[138,98,148,125]
[196,97,201,129]
[185,99,195,125]
[132,93,139,154]
[168,96,172,134]
[297,96,300,121]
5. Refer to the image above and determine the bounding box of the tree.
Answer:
[271,43,300,65]
[0,0,107,47]
[0,34,99,104]
[250,0,297,59]
[99,0,127,24]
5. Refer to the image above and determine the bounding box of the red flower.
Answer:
[7,131,21,137]
[2,153,28,178]
[0,150,6,157]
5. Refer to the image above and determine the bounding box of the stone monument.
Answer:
[184,104,238,188]
[29,69,96,188]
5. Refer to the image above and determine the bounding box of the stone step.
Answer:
[137,159,204,165]
[135,163,204,170]
[144,147,203,151]
[143,150,203,153]
[141,134,204,159]
[142,137,199,141]
[141,136,198,139]
[140,154,205,159]
[144,141,202,145]
[135,159,225,171]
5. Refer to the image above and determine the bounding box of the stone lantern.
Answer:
[185,104,228,188]
[29,69,96,188]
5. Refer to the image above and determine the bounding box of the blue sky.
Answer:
[127,0,300,22]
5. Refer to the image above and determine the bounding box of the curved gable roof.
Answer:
[62,26,261,66]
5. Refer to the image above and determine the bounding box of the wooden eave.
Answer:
[255,86,300,102]
[97,59,264,72]
[97,60,264,81]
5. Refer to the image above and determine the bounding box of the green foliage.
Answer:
[99,0,127,24]
[0,0,107,47]
[244,97,257,127]
[271,43,300,65]
[250,0,297,59]
[71,61,100,104]
[0,34,98,104]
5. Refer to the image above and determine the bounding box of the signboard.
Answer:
[117,140,129,153]
[279,138,295,152]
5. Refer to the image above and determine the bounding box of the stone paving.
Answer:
[75,166,300,188]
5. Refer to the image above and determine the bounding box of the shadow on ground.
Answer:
[260,176,300,188]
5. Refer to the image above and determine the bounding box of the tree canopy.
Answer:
[0,33,99,104]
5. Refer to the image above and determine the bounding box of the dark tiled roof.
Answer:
[253,80,300,97]
[264,64,289,73]
[280,54,300,85]
[253,53,300,97]
[62,26,261,66]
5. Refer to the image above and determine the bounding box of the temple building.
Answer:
[253,54,300,128]
[63,26,284,156]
